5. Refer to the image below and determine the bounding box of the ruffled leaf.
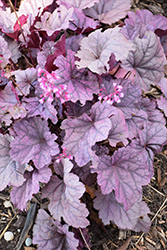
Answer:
[0,134,25,191]
[94,189,151,232]
[54,50,99,104]
[69,7,99,33]
[13,68,37,96]
[75,26,133,74]
[35,5,73,36]
[41,159,89,227]
[33,209,79,250]
[57,0,100,9]
[92,144,151,210]
[61,101,115,166]
[83,0,131,25]
[122,31,166,91]
[122,9,167,40]
[10,117,59,169]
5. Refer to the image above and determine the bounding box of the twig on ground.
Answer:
[79,227,91,250]
[0,211,18,240]
[135,197,167,245]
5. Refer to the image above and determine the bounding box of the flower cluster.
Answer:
[99,82,124,105]
[37,68,70,103]
[56,148,73,163]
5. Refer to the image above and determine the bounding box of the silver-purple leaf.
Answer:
[41,158,89,227]
[10,117,59,169]
[92,144,151,210]
[61,101,115,166]
[33,209,79,250]
[13,68,37,96]
[0,134,25,191]
[94,189,151,232]
[11,171,39,210]
[122,9,167,40]
[54,49,99,104]
[122,31,166,91]
[83,0,131,25]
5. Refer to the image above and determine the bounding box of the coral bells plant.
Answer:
[0,0,167,248]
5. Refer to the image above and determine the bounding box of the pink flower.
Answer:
[56,148,73,163]
[37,67,70,103]
[99,82,124,105]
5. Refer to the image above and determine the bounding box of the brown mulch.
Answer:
[0,0,167,250]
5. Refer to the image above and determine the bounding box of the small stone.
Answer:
[25,237,32,247]
[17,229,20,233]
[4,231,14,241]
[4,200,12,208]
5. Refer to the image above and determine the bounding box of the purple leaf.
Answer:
[54,50,99,104]
[13,68,37,96]
[136,121,167,154]
[18,0,54,20]
[71,161,97,186]
[57,0,100,9]
[10,117,59,169]
[157,77,167,98]
[35,5,74,36]
[122,31,166,91]
[114,79,142,119]
[0,7,17,34]
[92,144,151,210]
[0,81,19,110]
[124,97,166,139]
[41,159,89,227]
[61,101,115,166]
[33,209,79,250]
[6,38,22,63]
[23,95,58,124]
[157,96,167,117]
[108,107,129,146]
[160,34,167,55]
[33,166,52,184]
[122,9,167,40]
[37,41,58,69]
[75,27,133,74]
[64,100,93,118]
[0,134,25,191]
[94,189,151,232]
[83,0,131,25]
[69,7,99,33]
[11,171,39,210]
[66,34,84,52]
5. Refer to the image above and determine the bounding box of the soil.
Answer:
[0,0,167,250]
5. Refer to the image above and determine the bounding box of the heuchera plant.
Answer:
[0,0,167,248]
